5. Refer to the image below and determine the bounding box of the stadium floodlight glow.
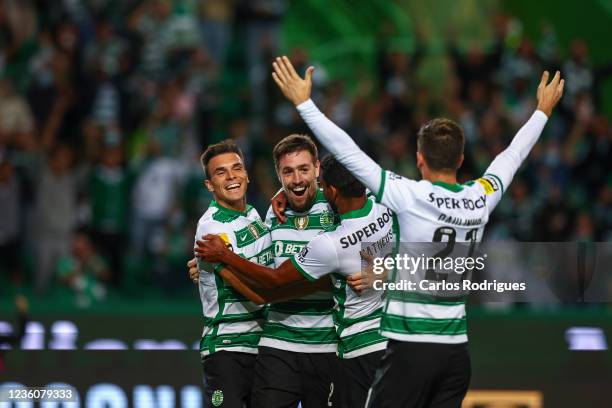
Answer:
[565,327,608,351]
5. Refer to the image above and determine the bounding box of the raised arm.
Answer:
[272,56,384,196]
[483,71,564,211]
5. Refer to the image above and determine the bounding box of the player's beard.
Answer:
[286,183,317,213]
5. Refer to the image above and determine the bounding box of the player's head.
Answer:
[319,154,365,213]
[273,134,320,212]
[201,139,249,208]
[416,118,465,178]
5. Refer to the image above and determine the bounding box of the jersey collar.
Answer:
[210,200,252,217]
[432,181,464,192]
[339,198,373,221]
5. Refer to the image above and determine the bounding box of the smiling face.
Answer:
[277,149,319,213]
[205,152,249,210]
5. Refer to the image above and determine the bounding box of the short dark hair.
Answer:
[272,134,318,170]
[200,139,244,178]
[416,118,464,171]
[320,155,365,198]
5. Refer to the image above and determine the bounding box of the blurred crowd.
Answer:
[0,0,610,304]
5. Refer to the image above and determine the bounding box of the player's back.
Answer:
[377,175,502,344]
[294,198,394,358]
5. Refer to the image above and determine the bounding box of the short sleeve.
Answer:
[264,205,274,229]
[195,220,234,274]
[376,170,418,213]
[290,234,338,282]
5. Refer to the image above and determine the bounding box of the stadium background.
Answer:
[0,0,611,406]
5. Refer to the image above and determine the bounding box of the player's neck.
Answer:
[336,195,367,216]
[215,197,247,213]
[424,171,458,185]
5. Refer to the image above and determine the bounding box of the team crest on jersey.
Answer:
[212,390,224,406]
[247,224,260,239]
[476,176,500,195]
[319,211,334,229]
[294,215,309,230]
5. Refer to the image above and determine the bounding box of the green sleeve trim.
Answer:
[213,263,225,275]
[375,169,386,203]
[484,173,505,194]
[290,256,317,282]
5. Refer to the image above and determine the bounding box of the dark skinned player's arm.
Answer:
[218,266,331,305]
[196,234,310,290]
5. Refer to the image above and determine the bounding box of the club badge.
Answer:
[294,216,309,230]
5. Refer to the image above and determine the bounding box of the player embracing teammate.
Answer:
[270,56,564,407]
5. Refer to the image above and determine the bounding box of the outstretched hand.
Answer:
[272,55,314,106]
[536,70,564,117]
[195,234,231,263]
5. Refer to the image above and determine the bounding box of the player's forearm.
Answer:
[219,267,267,305]
[484,110,548,188]
[220,251,281,290]
[296,99,383,194]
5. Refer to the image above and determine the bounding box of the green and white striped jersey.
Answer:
[260,189,339,353]
[291,199,394,358]
[297,99,550,346]
[196,200,273,357]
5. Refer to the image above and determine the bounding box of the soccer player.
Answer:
[196,155,393,407]
[191,134,342,407]
[270,55,564,407]
[253,135,341,408]
[195,140,273,408]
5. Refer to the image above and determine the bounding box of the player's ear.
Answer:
[314,159,320,178]
[416,151,425,170]
[456,154,464,169]
[204,179,214,192]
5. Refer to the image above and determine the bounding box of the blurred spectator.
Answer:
[240,0,286,115]
[0,158,21,284]
[34,144,82,294]
[562,40,594,110]
[199,0,235,66]
[0,78,35,140]
[88,142,132,286]
[57,231,110,308]
[130,142,182,259]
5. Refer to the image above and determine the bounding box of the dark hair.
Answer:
[200,139,245,178]
[320,155,365,198]
[416,118,464,171]
[272,134,318,170]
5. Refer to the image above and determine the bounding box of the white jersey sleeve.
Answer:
[264,205,274,229]
[290,234,339,282]
[297,99,419,215]
[297,99,384,196]
[481,110,548,212]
